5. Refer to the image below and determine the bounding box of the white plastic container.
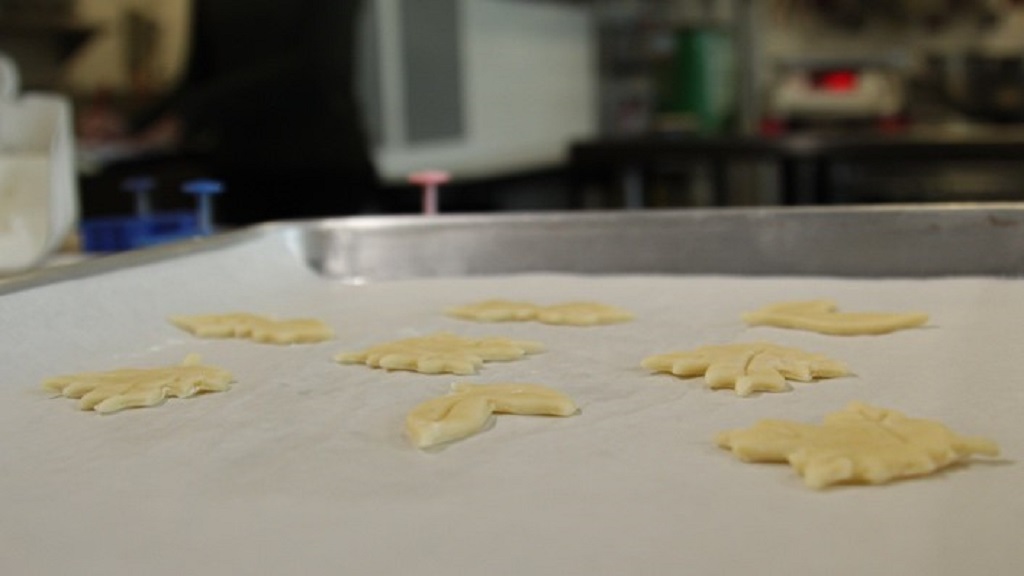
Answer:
[0,52,79,275]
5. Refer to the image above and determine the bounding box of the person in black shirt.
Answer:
[132,0,378,225]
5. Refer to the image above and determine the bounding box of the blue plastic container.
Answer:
[80,212,200,252]
[80,177,225,252]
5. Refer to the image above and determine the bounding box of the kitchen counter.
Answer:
[570,126,1024,207]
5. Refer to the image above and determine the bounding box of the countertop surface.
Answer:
[571,124,1024,160]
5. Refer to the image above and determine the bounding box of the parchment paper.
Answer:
[1,233,1021,575]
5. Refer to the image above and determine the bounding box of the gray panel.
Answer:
[399,0,464,143]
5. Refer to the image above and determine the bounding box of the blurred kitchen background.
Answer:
[4,0,1024,221]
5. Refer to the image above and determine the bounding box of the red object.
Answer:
[811,69,858,92]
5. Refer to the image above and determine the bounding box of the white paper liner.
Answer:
[1,233,1020,575]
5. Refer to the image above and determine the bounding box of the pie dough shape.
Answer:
[169,313,334,344]
[447,300,632,326]
[641,342,849,396]
[446,300,542,322]
[535,302,634,326]
[42,354,234,414]
[716,402,1000,489]
[742,300,929,335]
[335,331,543,375]
[406,382,578,448]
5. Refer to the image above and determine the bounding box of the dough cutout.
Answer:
[170,313,334,344]
[335,331,543,375]
[447,300,633,326]
[642,342,849,396]
[446,300,541,322]
[42,354,234,414]
[536,302,634,326]
[406,382,578,448]
[716,402,1000,489]
[742,300,928,335]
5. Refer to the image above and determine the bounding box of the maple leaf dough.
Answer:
[716,402,1000,489]
[535,302,634,326]
[446,300,542,322]
[742,300,929,335]
[447,300,633,326]
[335,331,543,375]
[406,382,578,448]
[641,342,849,396]
[42,354,234,414]
[169,312,334,344]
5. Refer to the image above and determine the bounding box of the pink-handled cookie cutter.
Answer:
[407,170,450,215]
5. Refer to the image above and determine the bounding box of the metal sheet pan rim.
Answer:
[6,202,1024,296]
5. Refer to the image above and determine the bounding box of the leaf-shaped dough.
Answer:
[535,302,634,326]
[446,300,633,326]
[42,354,234,414]
[742,300,928,335]
[642,342,848,396]
[716,402,999,489]
[446,300,541,322]
[406,382,578,448]
[170,312,334,344]
[335,332,543,375]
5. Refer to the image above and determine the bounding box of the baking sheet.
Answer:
[1,214,1022,575]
